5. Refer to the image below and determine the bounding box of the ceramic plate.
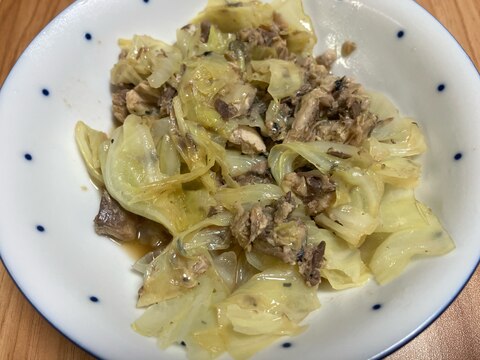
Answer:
[0,0,479,359]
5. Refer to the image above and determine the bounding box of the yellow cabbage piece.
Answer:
[214,184,284,211]
[375,186,429,233]
[217,265,320,333]
[74,121,108,185]
[369,157,421,188]
[270,141,383,246]
[102,115,214,234]
[178,55,240,138]
[271,0,317,54]
[134,264,229,350]
[224,150,266,177]
[157,134,181,176]
[193,0,274,34]
[368,201,455,284]
[357,187,455,284]
[194,0,315,55]
[269,141,371,185]
[250,59,304,101]
[367,91,401,123]
[306,223,371,289]
[176,23,235,59]
[367,91,427,160]
[137,244,209,307]
[111,35,183,88]
[175,212,233,252]
[365,118,427,160]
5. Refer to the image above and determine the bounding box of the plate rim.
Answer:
[0,0,478,359]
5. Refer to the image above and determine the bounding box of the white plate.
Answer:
[0,0,479,359]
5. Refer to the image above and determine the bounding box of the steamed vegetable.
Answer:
[249,60,304,101]
[102,115,214,234]
[75,121,108,185]
[368,200,455,284]
[217,265,319,336]
[111,35,182,88]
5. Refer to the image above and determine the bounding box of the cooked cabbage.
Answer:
[250,59,304,101]
[111,35,182,88]
[74,0,454,358]
[368,201,455,284]
[217,265,320,335]
[270,141,383,246]
[75,121,108,185]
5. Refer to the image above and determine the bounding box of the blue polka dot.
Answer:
[437,84,446,92]
[143,0,149,3]
[372,304,382,310]
[397,30,405,38]
[42,88,50,96]
[36,225,45,232]
[85,32,92,41]
[89,296,99,303]
[454,152,463,161]
[24,153,33,161]
[282,342,292,348]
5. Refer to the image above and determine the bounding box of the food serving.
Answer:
[75,0,455,358]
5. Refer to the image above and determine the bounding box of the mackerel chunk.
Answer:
[230,193,326,286]
[94,190,138,242]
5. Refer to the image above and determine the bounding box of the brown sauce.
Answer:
[118,218,172,261]
[121,241,155,260]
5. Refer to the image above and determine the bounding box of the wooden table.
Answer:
[0,0,479,359]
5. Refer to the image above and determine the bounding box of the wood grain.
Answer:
[0,0,478,359]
